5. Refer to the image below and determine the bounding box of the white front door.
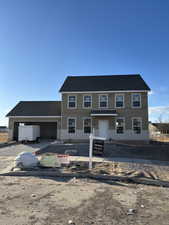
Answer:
[98,120,109,138]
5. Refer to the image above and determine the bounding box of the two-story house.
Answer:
[6,74,150,142]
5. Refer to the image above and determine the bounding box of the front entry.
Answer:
[98,120,109,139]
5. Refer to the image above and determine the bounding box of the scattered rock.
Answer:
[127,208,136,215]
[69,177,78,184]
[31,194,36,198]
[68,220,75,224]
[13,167,22,172]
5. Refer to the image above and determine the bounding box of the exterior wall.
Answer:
[61,92,149,141]
[8,91,149,142]
[8,117,61,141]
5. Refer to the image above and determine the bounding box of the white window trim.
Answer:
[83,95,92,109]
[131,93,142,108]
[115,117,125,134]
[115,94,125,108]
[83,117,92,134]
[132,117,142,134]
[98,94,108,109]
[67,117,76,134]
[67,95,77,109]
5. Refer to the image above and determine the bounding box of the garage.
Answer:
[13,122,57,141]
[7,101,61,141]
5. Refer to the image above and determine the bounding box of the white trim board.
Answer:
[61,90,149,94]
[8,116,61,118]
[91,114,117,116]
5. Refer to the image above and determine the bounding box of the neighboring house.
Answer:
[0,126,8,133]
[149,122,169,136]
[6,74,150,142]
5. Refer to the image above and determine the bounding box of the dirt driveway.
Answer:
[37,142,169,162]
[0,141,53,171]
[0,175,169,225]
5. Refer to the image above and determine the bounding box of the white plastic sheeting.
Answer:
[15,152,38,168]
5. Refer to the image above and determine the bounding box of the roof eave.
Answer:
[60,90,150,94]
[7,116,61,118]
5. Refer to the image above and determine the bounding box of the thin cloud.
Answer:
[149,106,169,114]
[149,106,169,122]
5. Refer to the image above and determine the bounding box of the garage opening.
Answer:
[13,122,57,141]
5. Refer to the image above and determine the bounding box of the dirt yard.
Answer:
[0,132,8,143]
[1,144,169,224]
[1,175,169,225]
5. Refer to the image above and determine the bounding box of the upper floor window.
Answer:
[68,96,76,108]
[132,118,142,134]
[132,93,141,108]
[83,118,91,134]
[99,95,108,108]
[116,118,125,134]
[68,118,76,133]
[83,95,92,108]
[115,94,124,108]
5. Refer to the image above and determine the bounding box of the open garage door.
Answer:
[13,122,57,140]
[25,122,57,139]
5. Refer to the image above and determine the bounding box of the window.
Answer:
[99,95,108,108]
[68,96,76,108]
[132,93,141,108]
[115,94,124,108]
[83,118,91,134]
[116,118,125,134]
[68,118,76,133]
[83,95,92,108]
[132,118,142,134]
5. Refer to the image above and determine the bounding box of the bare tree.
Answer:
[156,114,163,123]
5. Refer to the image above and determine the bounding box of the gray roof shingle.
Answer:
[59,74,150,92]
[6,101,61,117]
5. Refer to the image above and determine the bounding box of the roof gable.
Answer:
[59,74,150,92]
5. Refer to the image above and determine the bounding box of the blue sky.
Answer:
[0,0,169,125]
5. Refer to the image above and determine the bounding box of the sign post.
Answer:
[89,133,93,170]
